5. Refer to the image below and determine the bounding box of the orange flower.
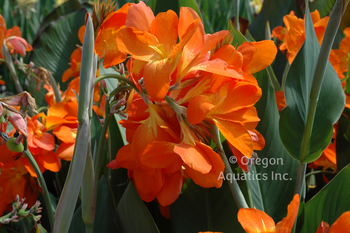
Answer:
[275,91,287,111]
[0,14,32,57]
[272,10,329,64]
[0,143,38,216]
[25,115,60,176]
[238,194,299,233]
[316,211,350,233]
[106,2,277,206]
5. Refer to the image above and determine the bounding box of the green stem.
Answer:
[22,139,54,229]
[109,85,132,100]
[234,0,240,31]
[267,65,281,91]
[305,169,335,178]
[294,162,307,195]
[281,62,290,92]
[211,125,248,209]
[94,101,111,184]
[48,73,62,103]
[94,74,139,93]
[1,42,23,93]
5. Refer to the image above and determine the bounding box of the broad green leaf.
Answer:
[170,179,245,233]
[249,0,300,41]
[336,108,350,171]
[34,0,82,40]
[301,164,350,232]
[117,182,160,233]
[310,0,336,17]
[279,5,345,163]
[29,8,86,95]
[253,69,299,222]
[69,206,86,233]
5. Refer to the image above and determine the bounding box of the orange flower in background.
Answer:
[272,10,329,64]
[0,14,32,58]
[238,194,299,233]
[316,211,350,233]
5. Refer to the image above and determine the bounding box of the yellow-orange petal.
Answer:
[189,59,243,79]
[116,27,160,61]
[237,208,276,233]
[143,58,171,100]
[53,126,76,143]
[126,1,155,32]
[149,10,179,55]
[187,95,215,125]
[156,171,183,206]
[213,118,253,158]
[329,211,350,233]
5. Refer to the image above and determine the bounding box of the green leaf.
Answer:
[116,182,160,233]
[249,0,300,41]
[301,164,350,232]
[310,0,336,18]
[279,4,345,163]
[253,69,299,222]
[336,108,350,171]
[29,8,86,98]
[69,206,86,233]
[170,179,245,233]
[153,0,202,22]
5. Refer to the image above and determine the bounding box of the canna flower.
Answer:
[25,115,61,176]
[0,14,32,58]
[107,1,277,206]
[272,10,329,64]
[238,194,299,233]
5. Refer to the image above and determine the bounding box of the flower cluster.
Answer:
[97,1,277,206]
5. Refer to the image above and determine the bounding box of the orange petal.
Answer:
[329,211,350,233]
[116,27,160,61]
[183,142,224,188]
[149,10,179,55]
[40,150,61,172]
[275,194,300,231]
[156,171,183,206]
[211,44,243,69]
[246,41,277,74]
[174,142,212,174]
[0,15,6,47]
[140,141,181,169]
[126,1,154,32]
[316,221,330,233]
[45,115,65,131]
[237,208,276,233]
[228,142,249,172]
[133,168,164,197]
[116,144,138,170]
[187,95,215,125]
[189,59,243,80]
[33,133,55,151]
[213,118,253,158]
[143,59,171,100]
[53,126,76,143]
[56,143,74,161]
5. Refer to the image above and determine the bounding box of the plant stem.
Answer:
[48,73,62,103]
[1,42,23,93]
[22,139,54,229]
[234,0,240,31]
[94,74,139,93]
[305,169,335,178]
[211,125,248,209]
[294,162,307,196]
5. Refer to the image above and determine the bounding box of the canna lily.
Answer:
[0,14,32,58]
[238,194,299,233]
[272,10,329,64]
